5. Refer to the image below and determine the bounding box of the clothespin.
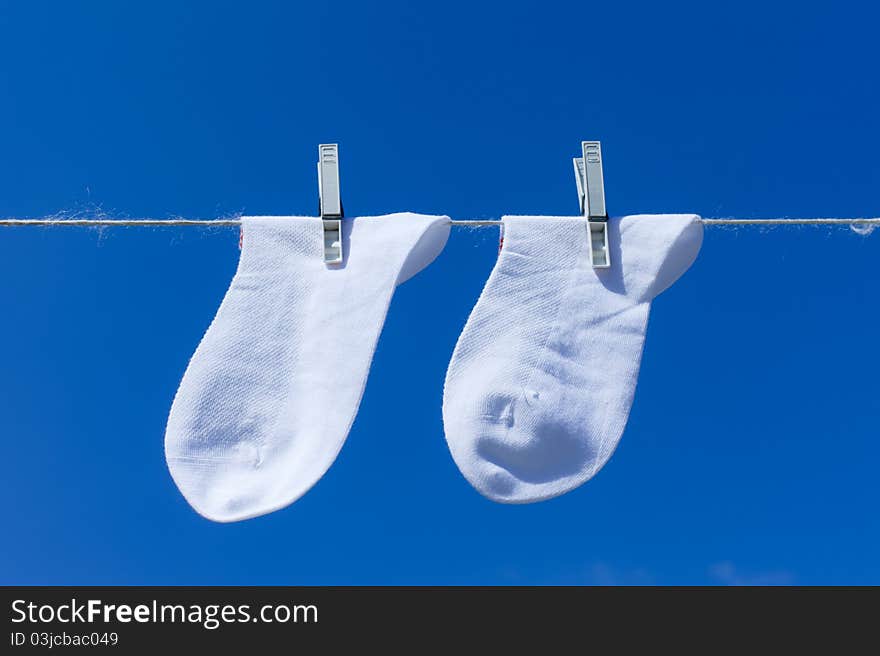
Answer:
[318,144,343,264]
[573,140,610,268]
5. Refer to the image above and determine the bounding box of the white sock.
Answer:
[442,214,702,503]
[166,212,450,522]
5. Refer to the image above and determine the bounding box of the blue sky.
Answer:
[0,1,877,585]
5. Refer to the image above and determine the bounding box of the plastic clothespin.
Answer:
[573,140,610,268]
[318,144,343,264]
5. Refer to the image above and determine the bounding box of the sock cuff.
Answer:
[499,214,703,302]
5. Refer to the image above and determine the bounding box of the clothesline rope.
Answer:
[0,217,878,227]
